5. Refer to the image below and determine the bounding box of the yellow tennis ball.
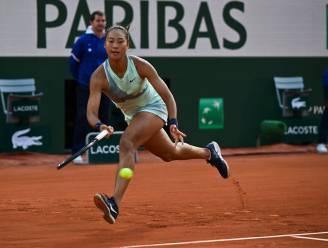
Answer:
[119,168,134,180]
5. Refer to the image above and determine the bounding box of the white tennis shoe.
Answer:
[316,143,328,154]
[73,155,85,164]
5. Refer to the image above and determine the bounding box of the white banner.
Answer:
[0,0,327,57]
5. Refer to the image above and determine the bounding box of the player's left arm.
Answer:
[133,56,186,143]
[134,57,176,119]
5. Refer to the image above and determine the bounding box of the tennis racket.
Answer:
[57,129,109,170]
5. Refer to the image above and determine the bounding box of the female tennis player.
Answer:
[87,25,229,224]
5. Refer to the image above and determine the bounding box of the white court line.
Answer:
[291,235,328,242]
[121,231,328,248]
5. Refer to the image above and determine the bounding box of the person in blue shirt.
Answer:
[316,68,328,153]
[69,11,111,163]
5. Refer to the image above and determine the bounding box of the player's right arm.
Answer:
[87,66,114,135]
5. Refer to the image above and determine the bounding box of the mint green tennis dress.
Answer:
[102,56,168,124]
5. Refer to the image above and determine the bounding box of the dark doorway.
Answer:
[64,79,76,151]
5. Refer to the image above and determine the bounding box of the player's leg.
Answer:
[144,129,230,178]
[94,112,164,223]
[113,113,164,204]
[144,128,210,161]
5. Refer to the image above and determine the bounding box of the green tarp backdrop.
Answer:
[0,0,327,153]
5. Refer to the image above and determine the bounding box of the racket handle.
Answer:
[57,130,109,170]
[95,129,109,140]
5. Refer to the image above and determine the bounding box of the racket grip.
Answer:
[95,129,109,140]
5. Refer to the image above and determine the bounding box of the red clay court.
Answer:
[0,145,327,248]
